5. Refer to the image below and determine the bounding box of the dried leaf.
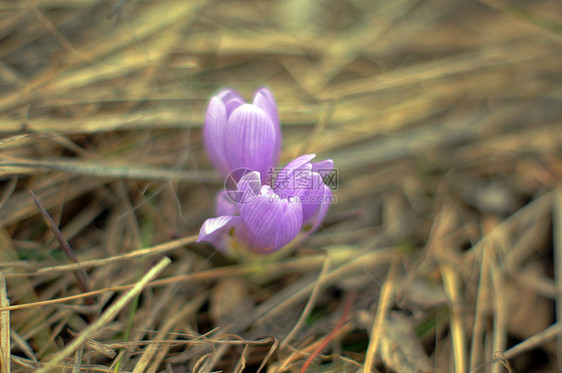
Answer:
[379,312,433,373]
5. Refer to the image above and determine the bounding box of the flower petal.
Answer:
[215,190,240,216]
[283,154,316,171]
[253,87,281,162]
[223,104,277,184]
[274,154,316,198]
[301,177,332,229]
[217,88,244,102]
[312,159,334,177]
[253,88,278,125]
[204,96,229,177]
[218,88,245,117]
[223,170,263,208]
[197,215,247,253]
[240,186,303,253]
[236,171,262,206]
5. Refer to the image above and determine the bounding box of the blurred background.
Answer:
[0,0,561,372]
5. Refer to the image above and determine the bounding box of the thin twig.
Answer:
[29,189,94,306]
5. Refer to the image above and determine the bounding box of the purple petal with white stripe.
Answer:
[236,171,262,205]
[217,89,244,116]
[274,154,316,198]
[240,185,303,253]
[223,104,277,184]
[203,96,229,177]
[215,190,240,216]
[312,159,334,177]
[302,181,332,231]
[197,215,247,253]
[253,88,281,162]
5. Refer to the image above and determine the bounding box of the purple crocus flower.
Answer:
[198,154,333,254]
[204,87,281,184]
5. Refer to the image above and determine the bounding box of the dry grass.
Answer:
[0,0,561,371]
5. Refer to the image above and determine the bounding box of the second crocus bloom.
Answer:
[198,154,333,255]
[204,88,281,184]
